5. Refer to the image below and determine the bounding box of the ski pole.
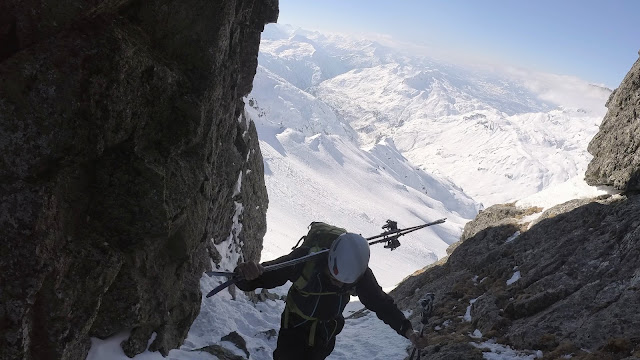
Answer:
[409,293,435,360]
[367,218,446,242]
[368,218,446,250]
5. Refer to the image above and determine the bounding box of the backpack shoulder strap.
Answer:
[292,246,322,289]
[291,235,306,250]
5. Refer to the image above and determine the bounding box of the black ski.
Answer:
[205,219,446,297]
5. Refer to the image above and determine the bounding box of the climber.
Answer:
[234,230,429,359]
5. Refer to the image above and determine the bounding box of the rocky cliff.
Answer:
[586,53,640,192]
[393,53,640,360]
[0,1,275,359]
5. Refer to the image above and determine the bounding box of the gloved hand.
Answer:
[405,329,429,349]
[234,261,264,280]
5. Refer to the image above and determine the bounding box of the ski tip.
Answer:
[205,285,227,298]
[205,278,237,298]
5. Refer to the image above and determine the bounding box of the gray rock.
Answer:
[585,55,640,192]
[221,331,250,359]
[258,328,278,340]
[393,194,640,359]
[460,203,531,242]
[193,344,246,360]
[471,294,507,334]
[0,0,275,359]
[246,288,283,303]
[406,342,484,360]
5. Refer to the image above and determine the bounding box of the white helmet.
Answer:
[327,233,370,283]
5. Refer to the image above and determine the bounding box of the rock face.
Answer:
[586,54,640,191]
[394,197,640,360]
[0,1,275,359]
[393,56,640,360]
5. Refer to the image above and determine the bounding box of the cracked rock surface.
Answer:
[0,1,276,359]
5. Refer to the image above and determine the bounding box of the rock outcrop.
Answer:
[393,54,640,360]
[395,197,640,359]
[586,54,640,191]
[0,1,276,359]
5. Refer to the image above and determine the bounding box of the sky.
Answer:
[277,0,640,89]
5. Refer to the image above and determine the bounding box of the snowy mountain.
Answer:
[247,64,480,288]
[259,24,611,206]
[86,24,614,360]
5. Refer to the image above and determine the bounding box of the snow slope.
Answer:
[248,64,479,287]
[259,24,611,206]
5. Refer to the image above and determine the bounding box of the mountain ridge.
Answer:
[258,24,611,206]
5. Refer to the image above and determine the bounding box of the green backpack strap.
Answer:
[291,235,306,250]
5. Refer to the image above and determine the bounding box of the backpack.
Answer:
[284,222,350,346]
[289,221,348,296]
[292,221,347,251]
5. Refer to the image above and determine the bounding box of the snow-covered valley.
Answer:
[259,24,611,206]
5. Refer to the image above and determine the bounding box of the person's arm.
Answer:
[356,268,413,337]
[356,269,429,349]
[234,247,308,291]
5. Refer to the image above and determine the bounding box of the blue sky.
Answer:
[277,0,640,88]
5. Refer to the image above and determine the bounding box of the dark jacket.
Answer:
[236,247,412,339]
